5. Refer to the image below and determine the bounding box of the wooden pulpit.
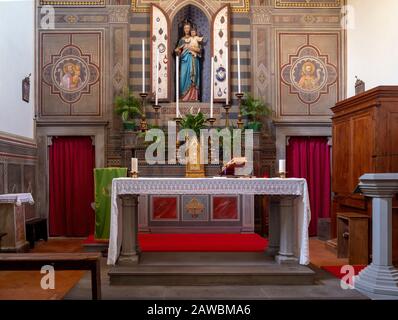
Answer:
[331,86,398,264]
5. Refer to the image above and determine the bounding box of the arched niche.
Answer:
[167,0,215,21]
[171,4,211,103]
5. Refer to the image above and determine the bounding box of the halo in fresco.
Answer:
[291,57,327,93]
[52,56,90,93]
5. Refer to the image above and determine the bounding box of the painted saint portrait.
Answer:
[298,61,322,91]
[291,57,327,93]
[175,21,203,102]
[52,57,89,93]
[59,62,83,91]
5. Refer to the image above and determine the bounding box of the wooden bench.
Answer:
[0,252,102,300]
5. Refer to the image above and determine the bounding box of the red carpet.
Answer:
[321,265,366,279]
[85,233,268,252]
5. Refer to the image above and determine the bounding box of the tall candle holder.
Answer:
[174,117,182,156]
[139,92,148,132]
[152,103,161,127]
[278,172,287,179]
[130,171,139,178]
[222,104,231,128]
[235,92,244,129]
[207,117,216,127]
[207,117,216,164]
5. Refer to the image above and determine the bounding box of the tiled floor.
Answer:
[0,237,360,300]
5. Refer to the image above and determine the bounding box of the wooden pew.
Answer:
[0,252,102,300]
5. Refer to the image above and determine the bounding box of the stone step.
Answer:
[108,252,316,286]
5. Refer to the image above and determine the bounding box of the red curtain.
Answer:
[286,137,331,236]
[49,137,95,237]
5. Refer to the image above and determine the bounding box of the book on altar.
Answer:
[220,157,248,176]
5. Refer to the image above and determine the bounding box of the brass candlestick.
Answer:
[278,172,287,179]
[152,104,161,127]
[207,117,216,127]
[207,117,216,164]
[174,117,182,160]
[139,92,148,132]
[235,92,244,129]
[222,104,231,128]
[130,171,138,178]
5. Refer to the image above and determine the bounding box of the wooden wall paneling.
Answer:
[0,162,4,194]
[332,119,351,194]
[351,112,374,191]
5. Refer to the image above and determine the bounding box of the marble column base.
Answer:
[118,253,140,266]
[275,254,298,265]
[264,246,279,257]
[355,264,398,297]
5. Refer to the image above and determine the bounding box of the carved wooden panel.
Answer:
[0,163,4,194]
[332,120,350,194]
[7,164,22,194]
[39,31,104,118]
[352,114,374,189]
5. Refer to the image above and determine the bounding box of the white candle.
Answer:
[210,56,214,118]
[225,45,229,105]
[155,48,159,105]
[237,40,241,93]
[131,158,138,173]
[176,55,179,117]
[142,39,145,93]
[279,159,286,173]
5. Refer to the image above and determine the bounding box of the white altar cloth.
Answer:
[0,193,34,206]
[107,177,311,265]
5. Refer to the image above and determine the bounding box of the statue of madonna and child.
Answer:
[175,21,204,102]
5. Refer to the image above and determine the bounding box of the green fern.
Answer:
[114,89,143,123]
[180,112,207,137]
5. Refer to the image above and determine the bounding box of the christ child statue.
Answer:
[189,28,203,58]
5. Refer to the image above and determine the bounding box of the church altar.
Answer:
[107,177,311,266]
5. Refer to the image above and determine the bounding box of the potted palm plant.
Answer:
[114,89,143,131]
[241,93,271,132]
[180,110,207,137]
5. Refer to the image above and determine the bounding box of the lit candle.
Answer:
[131,158,138,173]
[210,56,214,118]
[176,55,179,117]
[237,40,241,93]
[225,45,229,105]
[155,48,159,106]
[279,159,286,173]
[142,39,145,93]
